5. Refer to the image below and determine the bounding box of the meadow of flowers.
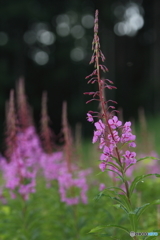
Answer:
[0,10,160,240]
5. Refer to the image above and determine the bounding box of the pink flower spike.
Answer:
[87,113,94,122]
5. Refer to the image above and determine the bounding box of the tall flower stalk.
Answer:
[86,10,160,239]
[85,9,136,201]
[40,91,55,153]
[4,90,17,162]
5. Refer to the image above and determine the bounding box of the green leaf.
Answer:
[89,224,129,234]
[118,194,132,212]
[94,191,107,200]
[105,186,127,195]
[105,169,124,182]
[96,171,104,176]
[112,204,121,209]
[111,156,121,165]
[89,226,105,233]
[134,203,150,215]
[128,211,136,231]
[125,163,134,173]
[135,200,160,223]
[109,196,129,214]
[152,229,160,233]
[129,174,160,197]
[107,161,122,171]
[136,156,159,163]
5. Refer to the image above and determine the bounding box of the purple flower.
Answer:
[99,137,105,149]
[95,120,105,132]
[100,146,113,161]
[58,170,89,205]
[99,162,107,172]
[92,130,101,143]
[128,142,136,148]
[99,183,105,191]
[108,116,122,129]
[123,150,136,165]
[122,122,132,133]
[121,131,136,145]
[87,113,94,122]
[92,120,105,144]
[108,130,120,146]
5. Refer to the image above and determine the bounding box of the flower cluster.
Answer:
[40,150,91,205]
[58,168,90,205]
[1,126,42,200]
[87,115,136,175]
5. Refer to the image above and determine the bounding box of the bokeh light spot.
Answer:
[56,14,70,24]
[56,23,70,37]
[37,30,55,45]
[70,47,85,61]
[81,15,94,29]
[114,3,144,37]
[33,51,49,65]
[71,25,85,39]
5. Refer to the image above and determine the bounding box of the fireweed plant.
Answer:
[0,80,90,206]
[85,10,160,239]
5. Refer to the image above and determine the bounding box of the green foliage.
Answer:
[0,140,160,239]
[129,174,160,197]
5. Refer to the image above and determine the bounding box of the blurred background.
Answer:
[0,0,160,148]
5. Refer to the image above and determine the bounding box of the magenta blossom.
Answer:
[92,120,106,144]
[99,183,105,191]
[108,116,122,129]
[87,113,93,122]
[99,137,105,149]
[123,150,136,165]
[108,130,120,146]
[122,121,132,133]
[100,146,113,161]
[95,120,105,133]
[121,132,136,146]
[92,130,101,143]
[99,162,107,172]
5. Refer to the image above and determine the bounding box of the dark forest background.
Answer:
[0,0,160,148]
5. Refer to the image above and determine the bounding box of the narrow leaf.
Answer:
[129,174,160,197]
[105,169,124,182]
[89,224,129,234]
[107,161,122,171]
[106,186,126,195]
[136,199,160,222]
[109,197,129,213]
[89,226,105,233]
[137,156,159,163]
